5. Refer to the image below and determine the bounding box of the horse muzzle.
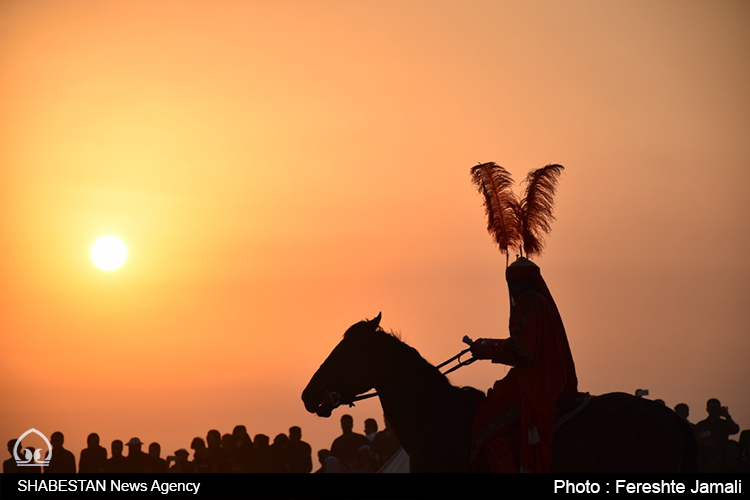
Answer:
[303,390,345,417]
[314,401,334,417]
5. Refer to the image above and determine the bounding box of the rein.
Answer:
[328,336,477,408]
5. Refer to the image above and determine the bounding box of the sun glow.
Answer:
[91,236,127,271]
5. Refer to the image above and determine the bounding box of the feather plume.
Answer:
[470,162,521,255]
[519,164,564,257]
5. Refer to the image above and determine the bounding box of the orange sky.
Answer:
[2,0,749,464]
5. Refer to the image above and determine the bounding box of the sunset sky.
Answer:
[2,0,749,463]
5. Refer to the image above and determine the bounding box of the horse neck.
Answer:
[368,333,452,453]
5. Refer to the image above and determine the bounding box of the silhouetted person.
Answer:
[253,434,273,473]
[322,454,341,473]
[106,440,127,473]
[124,438,149,473]
[79,433,107,473]
[220,433,243,472]
[4,439,21,473]
[231,425,253,472]
[364,418,378,442]
[287,426,312,473]
[696,398,740,471]
[330,414,370,472]
[314,448,341,473]
[270,433,291,473]
[147,442,168,473]
[696,398,740,448]
[205,429,229,473]
[190,437,209,473]
[674,403,690,421]
[372,415,400,468]
[168,448,194,473]
[232,425,252,447]
[44,431,76,473]
[221,433,236,452]
[470,257,578,473]
[674,403,698,437]
[315,449,329,473]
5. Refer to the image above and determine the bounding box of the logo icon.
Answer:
[13,428,52,466]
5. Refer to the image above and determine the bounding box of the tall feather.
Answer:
[519,163,564,257]
[470,162,521,255]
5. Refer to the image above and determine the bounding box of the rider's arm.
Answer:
[470,338,530,366]
[471,294,541,367]
[471,338,508,363]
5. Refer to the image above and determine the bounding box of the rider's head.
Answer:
[506,257,541,305]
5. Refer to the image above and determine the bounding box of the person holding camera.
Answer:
[696,398,740,471]
[697,398,740,448]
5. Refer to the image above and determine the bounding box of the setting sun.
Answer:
[90,235,127,271]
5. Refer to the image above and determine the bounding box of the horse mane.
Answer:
[341,319,485,408]
[379,327,403,342]
[377,329,486,405]
[362,325,485,399]
[376,327,450,383]
[342,322,447,380]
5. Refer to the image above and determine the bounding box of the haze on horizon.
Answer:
[1,0,748,461]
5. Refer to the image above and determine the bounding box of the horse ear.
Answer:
[370,312,382,329]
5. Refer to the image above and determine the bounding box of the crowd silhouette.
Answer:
[676,398,746,473]
[3,398,747,473]
[3,414,400,474]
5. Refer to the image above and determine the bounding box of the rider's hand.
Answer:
[470,338,503,360]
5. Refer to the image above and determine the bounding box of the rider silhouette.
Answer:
[470,257,578,473]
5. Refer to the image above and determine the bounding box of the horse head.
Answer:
[302,313,383,417]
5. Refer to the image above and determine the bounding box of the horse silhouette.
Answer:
[302,315,698,473]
